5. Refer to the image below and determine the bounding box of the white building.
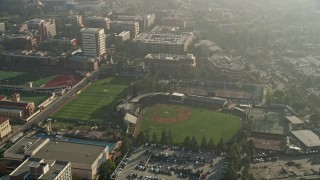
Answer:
[81,28,106,59]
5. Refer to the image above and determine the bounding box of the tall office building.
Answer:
[80,28,106,59]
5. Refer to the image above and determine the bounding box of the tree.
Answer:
[167,131,173,146]
[225,166,237,180]
[119,138,129,155]
[135,132,145,145]
[247,139,256,156]
[207,138,215,150]
[183,136,191,148]
[98,159,116,180]
[191,136,199,150]
[200,136,207,150]
[144,130,150,143]
[152,132,158,144]
[160,130,168,144]
[217,138,225,152]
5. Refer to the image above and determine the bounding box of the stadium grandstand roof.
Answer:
[285,116,304,125]
[186,95,227,106]
[172,92,185,97]
[291,130,320,148]
[124,113,137,124]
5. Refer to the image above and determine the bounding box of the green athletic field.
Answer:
[53,77,132,122]
[0,90,48,106]
[139,104,242,144]
[0,70,57,87]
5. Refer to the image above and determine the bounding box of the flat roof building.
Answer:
[117,14,155,32]
[5,137,109,179]
[291,130,320,149]
[134,26,193,54]
[10,158,71,180]
[207,55,246,81]
[110,21,139,39]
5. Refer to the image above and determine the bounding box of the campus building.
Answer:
[144,53,196,75]
[291,130,320,150]
[80,28,106,59]
[0,94,35,120]
[0,117,11,139]
[2,50,60,66]
[0,22,5,33]
[66,0,106,11]
[4,137,109,179]
[117,14,155,32]
[134,26,193,54]
[110,21,139,39]
[48,38,77,47]
[68,49,99,71]
[161,14,186,28]
[5,34,38,50]
[285,116,304,131]
[206,55,246,81]
[25,18,56,41]
[10,158,72,180]
[84,16,110,33]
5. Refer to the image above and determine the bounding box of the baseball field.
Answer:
[53,77,132,122]
[139,104,242,144]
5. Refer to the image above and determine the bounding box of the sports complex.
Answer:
[138,103,242,144]
[53,77,133,122]
[0,70,81,105]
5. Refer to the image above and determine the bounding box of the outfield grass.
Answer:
[53,77,132,122]
[140,104,242,144]
[0,70,57,87]
[0,90,48,105]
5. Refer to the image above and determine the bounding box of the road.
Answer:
[0,71,99,146]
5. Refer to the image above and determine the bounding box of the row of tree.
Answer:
[134,130,226,151]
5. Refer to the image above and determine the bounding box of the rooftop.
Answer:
[124,113,137,124]
[0,116,9,124]
[0,100,34,109]
[135,32,192,45]
[144,53,195,61]
[39,161,70,180]
[110,21,138,25]
[291,130,320,147]
[10,158,44,177]
[5,137,108,165]
[32,139,107,165]
[6,137,47,155]
[80,27,103,33]
[208,55,245,71]
[10,157,70,179]
[285,116,304,125]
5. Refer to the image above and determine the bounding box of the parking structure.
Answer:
[113,144,226,180]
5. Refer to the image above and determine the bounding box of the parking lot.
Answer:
[114,145,226,180]
[251,154,320,179]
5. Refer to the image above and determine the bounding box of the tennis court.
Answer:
[251,107,287,135]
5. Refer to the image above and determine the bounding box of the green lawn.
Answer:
[53,77,132,122]
[140,104,242,144]
[0,70,57,87]
[0,90,48,106]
